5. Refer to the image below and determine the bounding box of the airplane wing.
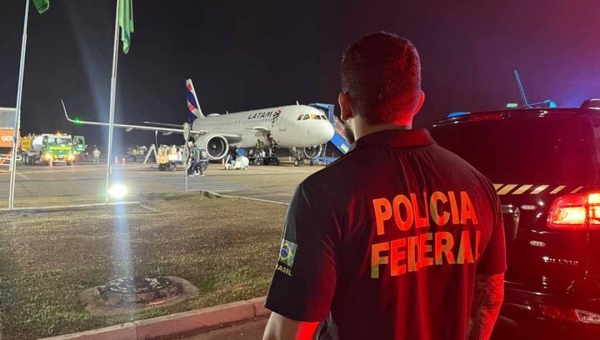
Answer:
[143,121,185,129]
[61,100,240,138]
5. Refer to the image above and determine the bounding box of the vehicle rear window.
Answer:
[430,115,599,184]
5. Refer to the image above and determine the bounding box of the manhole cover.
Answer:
[98,276,181,305]
[81,275,199,316]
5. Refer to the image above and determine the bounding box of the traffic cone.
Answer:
[122,157,125,166]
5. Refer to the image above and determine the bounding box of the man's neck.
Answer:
[354,122,413,141]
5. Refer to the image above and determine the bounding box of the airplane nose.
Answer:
[321,121,335,142]
[326,123,335,140]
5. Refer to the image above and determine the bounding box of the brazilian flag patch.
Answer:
[278,240,297,267]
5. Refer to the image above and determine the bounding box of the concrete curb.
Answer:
[40,296,269,340]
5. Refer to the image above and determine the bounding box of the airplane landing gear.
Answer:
[293,148,304,167]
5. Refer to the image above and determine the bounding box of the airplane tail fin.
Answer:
[186,79,204,121]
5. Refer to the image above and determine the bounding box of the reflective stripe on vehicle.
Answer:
[530,185,549,194]
[494,184,582,195]
[497,184,518,195]
[512,184,533,195]
[571,186,584,194]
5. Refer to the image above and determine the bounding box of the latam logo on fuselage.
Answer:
[247,109,281,120]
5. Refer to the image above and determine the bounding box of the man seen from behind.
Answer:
[262,32,506,340]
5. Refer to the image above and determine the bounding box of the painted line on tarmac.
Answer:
[0,201,143,213]
[138,204,159,212]
[210,191,290,206]
[5,167,104,176]
[210,172,314,177]
[17,172,30,180]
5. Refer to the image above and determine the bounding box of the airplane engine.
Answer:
[302,145,322,160]
[197,135,229,160]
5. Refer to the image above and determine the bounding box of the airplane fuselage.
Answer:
[192,105,334,149]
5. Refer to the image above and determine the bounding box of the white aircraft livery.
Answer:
[62,79,335,161]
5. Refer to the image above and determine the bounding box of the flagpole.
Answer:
[105,0,120,204]
[8,0,31,210]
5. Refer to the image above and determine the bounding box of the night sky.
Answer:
[2,0,600,152]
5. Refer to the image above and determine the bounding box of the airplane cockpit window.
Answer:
[298,114,331,121]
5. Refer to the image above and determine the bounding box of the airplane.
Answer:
[61,79,335,165]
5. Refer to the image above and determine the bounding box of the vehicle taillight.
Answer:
[541,305,600,324]
[541,305,580,322]
[547,192,600,230]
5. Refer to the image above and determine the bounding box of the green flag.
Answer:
[119,0,134,54]
[32,0,50,14]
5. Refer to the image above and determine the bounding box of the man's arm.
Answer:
[263,312,320,340]
[467,272,505,340]
[262,184,339,340]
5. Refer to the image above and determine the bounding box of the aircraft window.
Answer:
[302,115,309,120]
[321,115,328,120]
[297,115,303,120]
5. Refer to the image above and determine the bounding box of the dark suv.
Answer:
[430,100,600,339]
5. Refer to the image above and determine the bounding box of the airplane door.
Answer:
[279,115,287,131]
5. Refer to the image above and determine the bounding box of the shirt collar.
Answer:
[352,128,435,150]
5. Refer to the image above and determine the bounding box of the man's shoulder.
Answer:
[430,144,499,202]
[302,150,364,185]
[430,144,490,178]
[294,151,365,204]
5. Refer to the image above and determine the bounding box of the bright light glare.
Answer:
[553,207,586,225]
[109,184,128,200]
[576,309,600,324]
[589,193,600,204]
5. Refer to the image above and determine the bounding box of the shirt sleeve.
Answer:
[476,193,507,275]
[264,183,340,322]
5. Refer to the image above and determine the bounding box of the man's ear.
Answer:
[412,91,425,116]
[338,92,355,122]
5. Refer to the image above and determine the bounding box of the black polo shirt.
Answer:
[265,129,506,340]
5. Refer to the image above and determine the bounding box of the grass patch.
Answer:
[0,194,286,340]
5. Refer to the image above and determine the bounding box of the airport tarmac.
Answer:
[0,160,323,207]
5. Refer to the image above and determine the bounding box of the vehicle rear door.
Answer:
[431,114,599,295]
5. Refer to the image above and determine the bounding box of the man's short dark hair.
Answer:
[341,32,421,124]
